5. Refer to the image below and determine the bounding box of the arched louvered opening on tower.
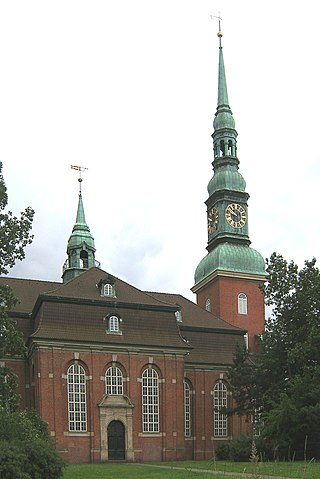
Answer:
[80,249,88,268]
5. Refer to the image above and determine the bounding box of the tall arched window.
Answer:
[184,380,192,437]
[238,293,248,315]
[142,367,159,433]
[213,382,228,437]
[67,363,87,432]
[105,366,123,395]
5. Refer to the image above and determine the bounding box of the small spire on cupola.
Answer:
[213,17,235,133]
[62,166,100,283]
[72,165,88,226]
[217,22,230,109]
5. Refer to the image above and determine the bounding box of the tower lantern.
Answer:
[62,166,99,283]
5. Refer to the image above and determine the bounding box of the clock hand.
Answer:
[228,209,237,217]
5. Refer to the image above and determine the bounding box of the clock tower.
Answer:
[192,27,265,351]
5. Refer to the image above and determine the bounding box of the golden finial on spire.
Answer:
[71,165,88,194]
[210,13,223,46]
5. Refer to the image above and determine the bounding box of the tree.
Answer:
[228,253,320,458]
[0,166,64,477]
[0,409,65,479]
[0,162,34,275]
[0,162,34,410]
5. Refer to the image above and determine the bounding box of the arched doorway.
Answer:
[107,420,125,460]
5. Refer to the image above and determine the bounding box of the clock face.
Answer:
[225,203,247,228]
[207,207,219,234]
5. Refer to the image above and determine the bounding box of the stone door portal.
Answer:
[107,420,125,460]
[99,394,134,462]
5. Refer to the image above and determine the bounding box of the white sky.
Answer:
[1,0,320,300]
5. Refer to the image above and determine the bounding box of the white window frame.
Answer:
[103,283,113,296]
[108,315,121,334]
[213,382,228,437]
[142,368,159,433]
[67,363,87,432]
[238,293,248,315]
[205,298,211,312]
[184,380,191,437]
[105,366,123,395]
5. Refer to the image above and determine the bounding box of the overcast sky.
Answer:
[1,0,320,300]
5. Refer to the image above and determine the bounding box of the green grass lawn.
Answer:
[62,459,320,479]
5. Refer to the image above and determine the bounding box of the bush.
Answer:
[24,439,65,479]
[0,411,65,478]
[0,442,29,479]
[215,441,230,460]
[215,435,272,462]
[229,435,252,461]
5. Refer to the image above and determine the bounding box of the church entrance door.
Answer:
[107,420,125,460]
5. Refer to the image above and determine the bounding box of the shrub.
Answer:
[215,435,272,462]
[215,441,230,460]
[0,411,65,478]
[229,435,252,461]
[0,441,29,479]
[24,439,65,479]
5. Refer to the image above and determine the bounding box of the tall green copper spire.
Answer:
[193,23,265,289]
[214,32,235,131]
[62,167,98,283]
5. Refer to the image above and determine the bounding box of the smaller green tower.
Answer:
[62,172,98,283]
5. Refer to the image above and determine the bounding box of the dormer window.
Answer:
[175,309,182,322]
[98,275,116,297]
[103,283,114,297]
[106,314,122,335]
[109,315,119,332]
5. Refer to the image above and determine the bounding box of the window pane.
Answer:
[109,315,119,332]
[105,366,123,395]
[67,364,87,432]
[142,368,159,433]
[104,284,113,296]
[213,382,228,437]
[184,381,192,437]
[238,293,247,315]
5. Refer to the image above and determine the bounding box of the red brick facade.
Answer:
[196,274,265,352]
[1,269,253,464]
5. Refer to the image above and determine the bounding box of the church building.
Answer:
[1,28,265,463]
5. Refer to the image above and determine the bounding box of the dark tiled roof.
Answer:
[0,277,59,314]
[41,268,170,308]
[148,292,245,366]
[182,329,243,366]
[0,268,173,315]
[1,269,244,364]
[146,291,244,332]
[30,302,188,351]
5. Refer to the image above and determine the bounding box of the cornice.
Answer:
[27,339,190,357]
[191,268,266,293]
[179,324,245,335]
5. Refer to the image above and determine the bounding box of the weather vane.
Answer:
[71,165,88,193]
[210,12,223,46]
